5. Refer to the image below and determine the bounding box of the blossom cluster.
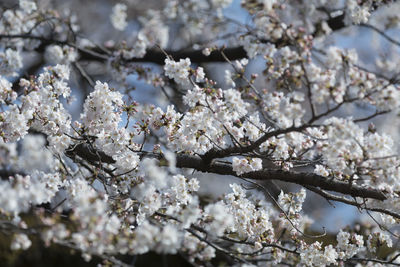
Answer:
[0,0,400,267]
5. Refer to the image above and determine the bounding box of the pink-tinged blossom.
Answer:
[0,77,17,103]
[232,157,262,175]
[336,230,364,259]
[314,165,329,177]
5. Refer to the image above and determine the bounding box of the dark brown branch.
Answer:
[174,154,387,201]
[0,169,25,179]
[326,13,346,31]
[0,12,354,66]
[305,185,400,219]
[73,141,388,201]
[202,125,310,164]
[65,143,115,164]
[353,110,390,123]
[66,143,387,201]
[128,47,247,65]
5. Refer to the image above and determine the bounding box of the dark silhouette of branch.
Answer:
[0,12,362,65]
[305,185,400,219]
[0,169,25,179]
[201,125,311,164]
[64,143,387,201]
[174,154,387,201]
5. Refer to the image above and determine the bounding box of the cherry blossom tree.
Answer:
[2,0,400,266]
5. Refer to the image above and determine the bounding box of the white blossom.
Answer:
[0,1,398,265]
[19,0,37,14]
[0,49,23,76]
[232,157,262,175]
[164,58,191,86]
[11,233,32,250]
[314,165,329,177]
[110,3,128,31]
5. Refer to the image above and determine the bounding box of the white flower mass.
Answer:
[0,0,400,266]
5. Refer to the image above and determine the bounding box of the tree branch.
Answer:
[0,12,357,66]
[174,154,387,201]
[65,143,387,201]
